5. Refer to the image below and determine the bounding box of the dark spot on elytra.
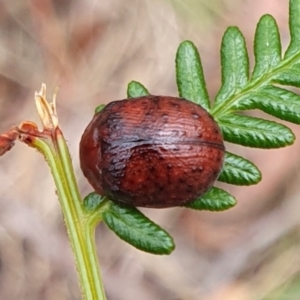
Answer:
[179,177,186,183]
[140,99,149,106]
[192,166,203,172]
[149,165,156,173]
[112,124,120,130]
[192,113,200,119]
[185,187,193,193]
[170,101,180,109]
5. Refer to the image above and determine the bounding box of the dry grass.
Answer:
[0,0,300,299]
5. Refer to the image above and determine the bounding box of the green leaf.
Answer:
[120,0,300,221]
[252,14,281,79]
[273,64,300,87]
[175,40,210,110]
[127,81,149,98]
[285,0,300,58]
[94,104,106,114]
[185,187,236,211]
[214,27,249,106]
[103,201,175,255]
[218,152,261,185]
[234,86,300,124]
[83,192,107,212]
[218,114,295,148]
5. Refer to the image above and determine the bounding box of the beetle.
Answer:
[80,95,224,208]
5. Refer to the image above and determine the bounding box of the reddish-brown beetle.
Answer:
[80,95,225,208]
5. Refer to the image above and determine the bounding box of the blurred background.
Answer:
[0,0,299,299]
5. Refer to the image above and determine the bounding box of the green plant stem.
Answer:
[33,130,106,300]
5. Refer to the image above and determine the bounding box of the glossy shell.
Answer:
[80,96,225,208]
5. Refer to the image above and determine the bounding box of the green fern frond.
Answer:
[127,0,300,212]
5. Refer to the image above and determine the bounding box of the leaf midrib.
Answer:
[211,50,300,118]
